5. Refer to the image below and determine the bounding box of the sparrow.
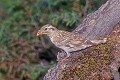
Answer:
[37,24,107,57]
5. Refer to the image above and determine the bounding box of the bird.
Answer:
[37,24,107,57]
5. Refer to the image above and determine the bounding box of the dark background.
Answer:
[0,0,107,80]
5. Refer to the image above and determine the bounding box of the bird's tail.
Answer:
[90,38,107,44]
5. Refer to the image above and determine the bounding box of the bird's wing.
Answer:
[55,31,92,52]
[58,30,91,47]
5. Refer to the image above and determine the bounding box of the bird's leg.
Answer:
[66,52,70,58]
[57,50,67,62]
[60,50,70,57]
[62,51,71,61]
[58,50,70,62]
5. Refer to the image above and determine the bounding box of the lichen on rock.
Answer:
[44,42,113,80]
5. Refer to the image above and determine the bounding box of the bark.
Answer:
[73,0,120,40]
[43,0,120,80]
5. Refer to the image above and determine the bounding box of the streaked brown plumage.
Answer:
[37,24,107,57]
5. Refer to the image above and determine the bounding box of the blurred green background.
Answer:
[0,0,107,80]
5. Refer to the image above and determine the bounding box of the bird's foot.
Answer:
[57,51,70,62]
[57,51,66,62]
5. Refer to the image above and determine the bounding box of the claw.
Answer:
[57,50,71,63]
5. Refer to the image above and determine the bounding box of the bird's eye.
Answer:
[45,28,47,30]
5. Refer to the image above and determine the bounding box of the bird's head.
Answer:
[37,24,58,37]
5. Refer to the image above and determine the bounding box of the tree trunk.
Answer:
[43,0,120,80]
[74,0,120,40]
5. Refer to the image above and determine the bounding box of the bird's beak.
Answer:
[37,31,46,36]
